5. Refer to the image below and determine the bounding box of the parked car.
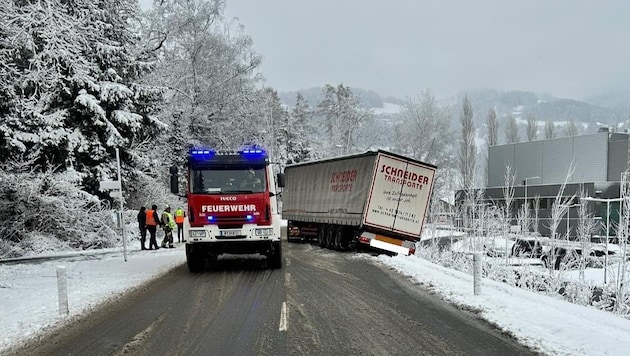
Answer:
[510,236,549,258]
[540,242,618,270]
[483,236,515,257]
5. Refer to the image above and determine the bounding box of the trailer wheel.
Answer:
[325,225,335,249]
[335,226,351,250]
[318,225,327,248]
[333,226,344,250]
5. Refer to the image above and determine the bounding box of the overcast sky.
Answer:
[142,0,630,101]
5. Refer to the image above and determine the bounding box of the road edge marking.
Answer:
[279,301,288,332]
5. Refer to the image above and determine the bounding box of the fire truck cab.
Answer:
[170,147,284,272]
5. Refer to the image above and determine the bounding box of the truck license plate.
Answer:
[220,230,241,237]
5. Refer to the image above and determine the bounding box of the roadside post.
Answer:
[57,266,69,315]
[473,252,482,295]
[99,148,127,262]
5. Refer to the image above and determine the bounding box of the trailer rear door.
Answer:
[362,153,436,240]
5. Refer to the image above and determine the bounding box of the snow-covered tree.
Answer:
[262,88,289,165]
[141,0,263,151]
[458,95,476,190]
[526,115,538,141]
[0,0,166,196]
[502,166,516,266]
[397,89,451,164]
[505,115,520,143]
[544,121,556,139]
[317,84,372,157]
[285,93,314,165]
[487,107,498,146]
[396,89,453,195]
[565,120,579,137]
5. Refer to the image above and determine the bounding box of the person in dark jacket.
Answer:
[137,206,147,250]
[146,204,162,250]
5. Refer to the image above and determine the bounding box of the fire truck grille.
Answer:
[215,216,248,229]
[218,224,244,229]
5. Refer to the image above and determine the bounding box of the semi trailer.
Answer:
[282,150,436,255]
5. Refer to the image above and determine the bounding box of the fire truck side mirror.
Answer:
[169,165,179,194]
[276,173,285,188]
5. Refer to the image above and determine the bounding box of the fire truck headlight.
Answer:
[254,228,274,236]
[189,230,207,238]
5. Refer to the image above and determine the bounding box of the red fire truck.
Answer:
[170,147,284,272]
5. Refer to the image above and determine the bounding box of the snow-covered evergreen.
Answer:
[0,0,165,195]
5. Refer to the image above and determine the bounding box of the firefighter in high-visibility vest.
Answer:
[145,204,162,250]
[161,205,176,248]
[174,207,186,243]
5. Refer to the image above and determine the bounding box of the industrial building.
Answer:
[456,130,629,238]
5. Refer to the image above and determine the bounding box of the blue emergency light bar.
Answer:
[189,149,216,159]
[207,215,253,222]
[238,148,267,160]
[189,147,267,160]
[240,149,264,154]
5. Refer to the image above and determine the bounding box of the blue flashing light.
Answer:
[207,216,215,222]
[240,148,266,155]
[246,214,254,221]
[239,148,268,161]
[241,149,264,154]
[190,148,216,160]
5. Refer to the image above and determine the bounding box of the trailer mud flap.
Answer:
[358,232,415,256]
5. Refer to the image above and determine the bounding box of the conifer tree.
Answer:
[0,0,165,195]
[286,93,314,165]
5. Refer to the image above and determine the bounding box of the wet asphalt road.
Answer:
[8,242,539,356]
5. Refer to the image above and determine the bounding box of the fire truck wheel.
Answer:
[268,241,282,269]
[186,245,205,273]
[207,254,218,269]
[187,254,205,273]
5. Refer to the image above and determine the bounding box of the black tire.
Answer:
[186,245,205,273]
[318,225,327,248]
[333,226,344,250]
[206,254,218,270]
[268,241,282,269]
[325,225,335,249]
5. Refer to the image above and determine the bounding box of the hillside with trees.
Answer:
[1,0,628,257]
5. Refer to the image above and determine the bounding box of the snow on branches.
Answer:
[0,0,166,195]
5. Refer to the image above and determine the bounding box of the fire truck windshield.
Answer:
[190,167,267,194]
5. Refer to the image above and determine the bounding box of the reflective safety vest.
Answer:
[162,212,176,229]
[146,210,157,226]
[175,208,185,224]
